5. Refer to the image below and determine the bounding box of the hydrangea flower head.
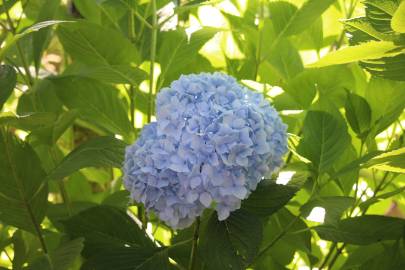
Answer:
[123,73,287,229]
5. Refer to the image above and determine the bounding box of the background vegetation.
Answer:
[0,0,405,269]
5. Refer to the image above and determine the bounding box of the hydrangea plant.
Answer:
[123,73,288,229]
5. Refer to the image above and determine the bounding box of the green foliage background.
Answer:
[1,0,405,269]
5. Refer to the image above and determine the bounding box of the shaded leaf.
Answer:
[50,238,84,270]
[200,209,262,269]
[0,65,16,110]
[50,76,133,138]
[0,129,48,233]
[242,181,300,218]
[297,111,350,174]
[315,215,405,245]
[81,246,168,270]
[47,136,126,180]
[62,205,153,257]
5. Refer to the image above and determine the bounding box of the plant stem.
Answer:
[318,242,337,269]
[254,0,264,80]
[188,217,201,270]
[4,6,34,86]
[128,3,136,128]
[250,215,300,266]
[148,0,157,123]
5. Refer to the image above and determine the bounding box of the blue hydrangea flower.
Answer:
[123,73,288,229]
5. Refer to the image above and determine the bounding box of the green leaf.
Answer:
[345,93,372,138]
[32,0,60,72]
[359,186,405,210]
[47,136,127,180]
[300,196,354,225]
[0,129,48,234]
[391,1,405,33]
[343,17,392,41]
[308,41,400,67]
[62,205,154,258]
[50,76,133,138]
[255,208,311,268]
[157,27,217,88]
[62,62,147,85]
[365,77,405,134]
[49,238,84,270]
[200,209,263,269]
[57,21,142,85]
[0,112,57,130]
[0,65,16,110]
[269,0,336,37]
[241,181,300,218]
[81,246,169,270]
[28,110,78,146]
[364,147,405,173]
[297,111,350,174]
[0,0,17,15]
[315,215,405,245]
[0,20,70,61]
[58,21,139,65]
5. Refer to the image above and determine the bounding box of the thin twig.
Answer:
[188,217,201,270]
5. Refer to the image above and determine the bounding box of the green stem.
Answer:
[254,0,264,80]
[318,242,337,269]
[188,217,201,270]
[250,215,300,267]
[4,6,34,86]
[148,0,157,123]
[128,4,136,128]
[49,147,72,216]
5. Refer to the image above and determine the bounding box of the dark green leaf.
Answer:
[242,181,300,218]
[0,112,56,130]
[200,209,262,269]
[57,21,139,65]
[49,238,84,270]
[47,136,127,180]
[315,215,405,245]
[28,110,78,146]
[0,65,16,110]
[81,246,169,270]
[32,0,60,72]
[62,205,153,257]
[0,129,48,233]
[297,111,350,174]
[157,27,217,88]
[345,93,372,138]
[50,76,133,138]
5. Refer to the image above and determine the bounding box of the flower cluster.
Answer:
[123,73,287,229]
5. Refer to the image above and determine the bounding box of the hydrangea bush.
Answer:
[123,73,288,229]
